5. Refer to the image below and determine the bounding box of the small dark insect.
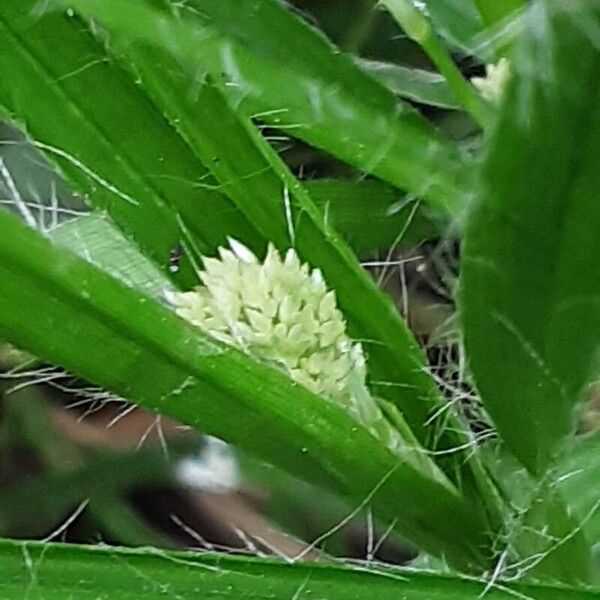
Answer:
[168,243,183,273]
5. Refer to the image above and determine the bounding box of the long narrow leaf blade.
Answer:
[461,0,600,473]
[556,433,600,544]
[57,0,471,214]
[0,1,262,286]
[1,539,598,600]
[473,0,524,29]
[0,451,171,536]
[102,44,448,447]
[53,184,435,266]
[50,214,172,299]
[424,0,487,57]
[305,179,437,251]
[357,58,460,110]
[58,0,489,489]
[0,210,489,567]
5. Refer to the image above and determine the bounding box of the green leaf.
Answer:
[53,182,436,271]
[57,0,471,215]
[61,0,448,448]
[2,539,600,599]
[0,1,470,477]
[516,486,594,583]
[0,388,173,548]
[88,492,171,547]
[305,178,438,252]
[357,58,459,109]
[473,0,524,29]
[470,0,525,59]
[56,0,490,490]
[423,0,488,58]
[480,445,594,583]
[379,0,491,127]
[0,0,262,287]
[423,0,523,59]
[0,209,490,569]
[461,0,600,474]
[6,0,500,529]
[50,208,451,489]
[556,433,600,544]
[50,214,173,300]
[0,451,171,537]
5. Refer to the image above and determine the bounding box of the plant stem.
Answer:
[381,0,492,128]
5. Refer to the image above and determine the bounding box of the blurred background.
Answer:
[0,0,490,566]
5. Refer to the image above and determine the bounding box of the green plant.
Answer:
[1,0,600,596]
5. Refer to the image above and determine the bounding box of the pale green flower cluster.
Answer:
[472,57,511,104]
[166,239,400,452]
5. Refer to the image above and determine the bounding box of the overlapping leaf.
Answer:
[0,1,262,287]
[47,0,498,498]
[0,210,490,568]
[57,0,470,214]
